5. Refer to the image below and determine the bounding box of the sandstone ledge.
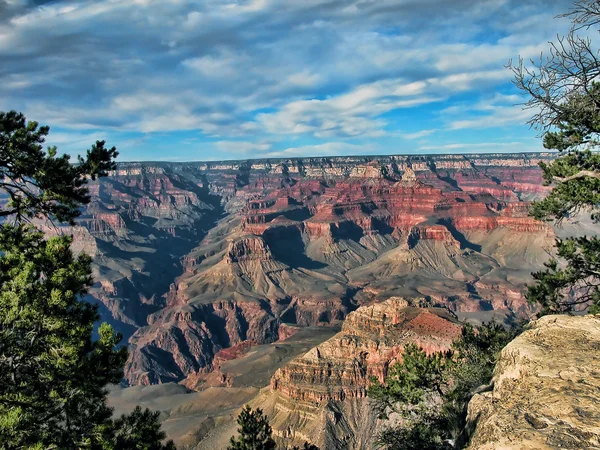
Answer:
[466,314,600,450]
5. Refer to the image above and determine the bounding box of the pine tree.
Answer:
[289,444,319,450]
[227,406,320,450]
[367,323,518,450]
[228,406,277,450]
[509,1,600,314]
[0,110,118,224]
[367,344,453,450]
[0,111,174,449]
[111,406,176,450]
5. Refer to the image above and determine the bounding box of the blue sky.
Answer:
[0,0,578,162]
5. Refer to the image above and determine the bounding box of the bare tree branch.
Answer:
[553,169,600,181]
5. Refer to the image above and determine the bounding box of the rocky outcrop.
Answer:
[225,236,274,263]
[466,315,600,450]
[452,216,551,233]
[409,224,460,247]
[271,298,461,403]
[125,300,279,385]
[260,298,462,448]
[84,213,127,236]
[349,162,387,179]
[39,223,98,256]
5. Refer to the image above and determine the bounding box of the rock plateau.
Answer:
[466,314,600,450]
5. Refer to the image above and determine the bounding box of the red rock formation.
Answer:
[270,298,462,403]
[125,300,279,385]
[452,216,550,233]
[225,236,273,263]
[233,162,551,247]
[409,224,459,246]
[55,153,569,390]
[84,212,127,236]
[349,162,386,178]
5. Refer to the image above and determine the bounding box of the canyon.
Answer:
[47,152,593,448]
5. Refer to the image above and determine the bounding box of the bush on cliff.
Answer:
[368,322,517,450]
[508,0,600,314]
[227,406,319,450]
[0,111,174,449]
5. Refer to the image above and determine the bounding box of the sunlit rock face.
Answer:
[57,153,568,387]
[270,297,462,403]
[466,314,600,450]
[251,298,462,449]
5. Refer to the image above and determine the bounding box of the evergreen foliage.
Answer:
[508,1,600,314]
[289,444,319,450]
[368,322,518,450]
[442,322,518,442]
[0,110,118,224]
[228,406,277,450]
[0,112,174,449]
[227,406,320,450]
[368,344,451,416]
[110,406,176,450]
[0,226,123,448]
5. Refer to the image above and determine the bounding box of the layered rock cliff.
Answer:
[125,300,280,385]
[89,152,600,449]
[252,297,462,449]
[54,152,569,386]
[270,298,462,403]
[78,165,223,340]
[466,314,600,450]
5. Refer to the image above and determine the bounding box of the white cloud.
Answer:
[443,92,537,130]
[418,140,543,153]
[214,140,273,154]
[449,107,532,130]
[263,142,374,158]
[0,0,577,159]
[256,78,445,138]
[402,129,437,140]
[256,70,514,138]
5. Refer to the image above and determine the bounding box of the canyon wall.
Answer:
[79,152,600,449]
[56,152,562,388]
[249,297,463,450]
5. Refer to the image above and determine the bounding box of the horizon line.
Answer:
[114,150,558,165]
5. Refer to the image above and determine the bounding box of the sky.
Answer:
[0,0,580,162]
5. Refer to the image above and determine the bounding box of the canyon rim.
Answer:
[39,152,595,448]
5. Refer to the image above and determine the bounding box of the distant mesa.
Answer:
[400,166,418,185]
